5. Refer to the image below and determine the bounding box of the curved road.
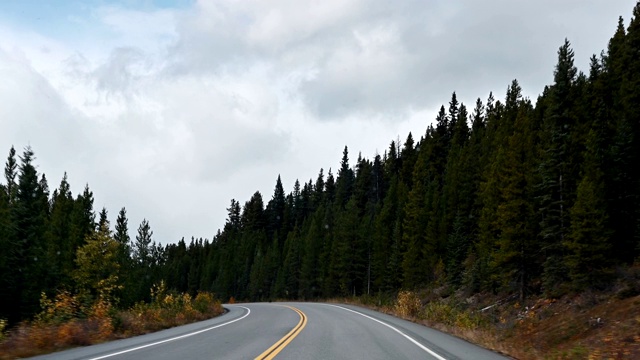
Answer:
[32,303,509,360]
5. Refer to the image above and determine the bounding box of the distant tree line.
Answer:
[0,148,165,324]
[2,2,639,325]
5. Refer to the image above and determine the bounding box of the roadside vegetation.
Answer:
[349,266,640,359]
[0,281,223,359]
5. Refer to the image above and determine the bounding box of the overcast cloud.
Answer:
[0,0,635,244]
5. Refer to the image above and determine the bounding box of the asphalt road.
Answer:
[31,303,509,360]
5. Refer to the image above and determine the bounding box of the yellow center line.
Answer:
[254,306,307,360]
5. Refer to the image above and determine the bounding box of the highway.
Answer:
[31,303,509,360]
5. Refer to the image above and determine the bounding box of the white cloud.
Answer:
[0,0,636,243]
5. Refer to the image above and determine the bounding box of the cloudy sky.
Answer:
[0,0,635,244]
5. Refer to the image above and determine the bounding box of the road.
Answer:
[31,303,509,360]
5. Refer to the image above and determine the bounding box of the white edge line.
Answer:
[87,306,251,360]
[325,304,447,360]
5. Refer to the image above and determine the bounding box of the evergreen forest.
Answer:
[2,2,640,327]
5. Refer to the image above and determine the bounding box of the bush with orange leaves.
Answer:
[0,284,224,360]
[87,296,115,342]
[35,291,82,325]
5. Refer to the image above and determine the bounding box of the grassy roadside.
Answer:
[346,282,640,359]
[2,281,637,359]
[0,285,224,359]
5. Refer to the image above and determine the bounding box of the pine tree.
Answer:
[335,146,354,208]
[74,216,121,303]
[371,177,399,292]
[385,140,399,180]
[433,105,451,177]
[343,198,366,295]
[134,219,154,267]
[602,17,627,110]
[11,147,51,318]
[299,208,324,298]
[565,129,613,289]
[386,218,404,291]
[402,155,429,289]
[1,148,19,319]
[114,207,131,249]
[448,92,460,131]
[446,214,468,286]
[537,39,578,296]
[43,173,75,290]
[442,102,473,277]
[292,179,301,218]
[324,169,336,204]
[313,168,325,206]
[281,228,302,298]
[165,238,188,292]
[354,154,371,214]
[471,98,485,134]
[132,218,154,301]
[242,192,266,232]
[114,207,133,304]
[326,205,351,296]
[4,146,18,205]
[609,5,640,262]
[490,105,538,300]
[318,203,335,297]
[399,134,416,188]
[225,199,241,233]
[266,176,286,244]
[264,235,281,299]
[456,98,486,290]
[98,207,108,230]
[187,238,203,296]
[70,184,96,253]
[0,173,16,322]
[248,245,266,300]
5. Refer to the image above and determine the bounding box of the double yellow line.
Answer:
[254,306,307,360]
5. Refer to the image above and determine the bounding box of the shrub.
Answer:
[193,292,219,314]
[56,320,91,346]
[423,301,455,325]
[87,297,115,341]
[0,286,224,359]
[0,319,6,342]
[395,291,422,318]
[422,301,485,330]
[150,281,168,305]
[36,291,82,325]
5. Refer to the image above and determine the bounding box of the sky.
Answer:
[0,0,636,244]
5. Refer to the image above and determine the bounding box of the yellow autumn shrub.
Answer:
[395,291,422,318]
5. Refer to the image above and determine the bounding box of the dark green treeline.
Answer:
[163,5,640,302]
[2,2,640,325]
[0,147,165,324]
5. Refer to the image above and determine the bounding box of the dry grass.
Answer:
[352,286,640,359]
[0,289,224,360]
[0,317,117,359]
[114,292,224,336]
[533,295,640,359]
